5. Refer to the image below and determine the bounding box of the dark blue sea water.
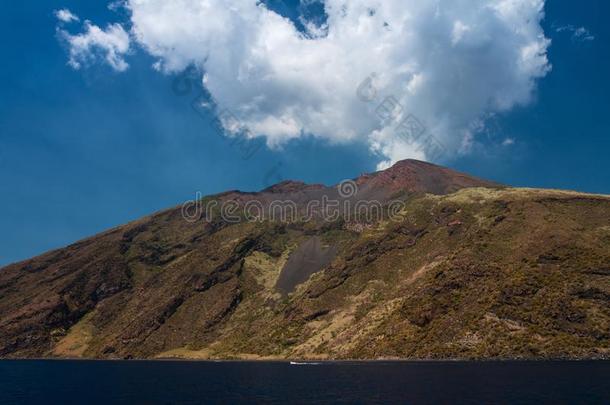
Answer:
[0,360,608,404]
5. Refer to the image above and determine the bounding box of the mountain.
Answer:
[0,160,608,360]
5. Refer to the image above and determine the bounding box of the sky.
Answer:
[0,0,609,266]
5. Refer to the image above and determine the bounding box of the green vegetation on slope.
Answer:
[0,188,608,360]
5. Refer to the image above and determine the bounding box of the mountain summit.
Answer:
[0,161,608,360]
[211,159,500,211]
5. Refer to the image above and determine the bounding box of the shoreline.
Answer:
[1,357,609,364]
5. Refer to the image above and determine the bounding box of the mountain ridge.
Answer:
[0,160,608,360]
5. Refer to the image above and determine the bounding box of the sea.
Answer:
[0,360,608,404]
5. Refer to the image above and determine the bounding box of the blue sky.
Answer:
[0,0,608,266]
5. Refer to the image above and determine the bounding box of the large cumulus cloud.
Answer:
[58,0,551,167]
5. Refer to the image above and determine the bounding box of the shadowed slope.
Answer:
[276,237,338,295]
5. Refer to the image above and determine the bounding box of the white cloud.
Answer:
[59,21,131,71]
[108,1,125,12]
[502,137,515,146]
[556,25,595,42]
[55,8,79,24]
[451,20,471,45]
[59,0,551,165]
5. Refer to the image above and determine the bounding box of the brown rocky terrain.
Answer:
[0,160,608,360]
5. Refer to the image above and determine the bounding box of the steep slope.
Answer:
[0,161,608,360]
